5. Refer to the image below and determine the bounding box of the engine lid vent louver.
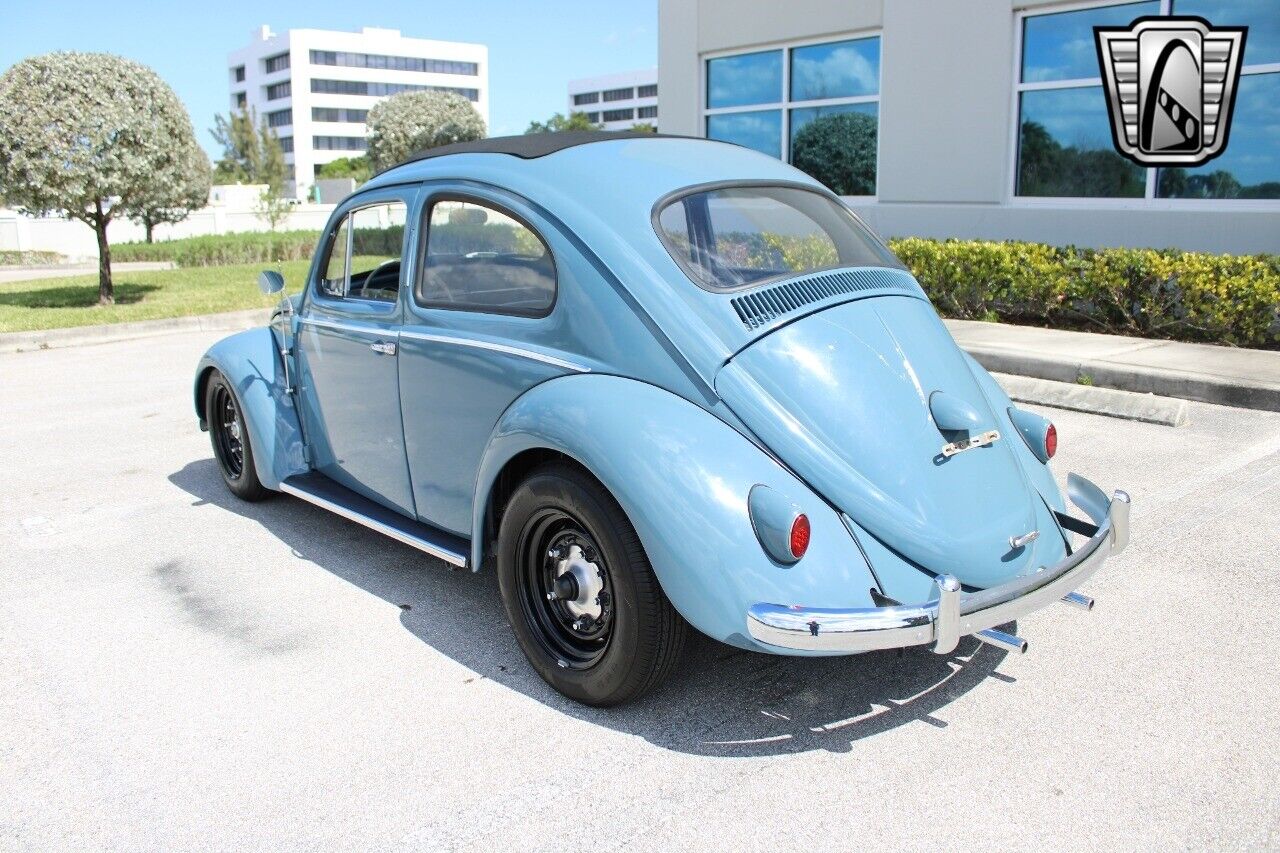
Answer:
[730,267,923,331]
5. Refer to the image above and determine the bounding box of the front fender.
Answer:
[473,374,879,653]
[194,327,307,490]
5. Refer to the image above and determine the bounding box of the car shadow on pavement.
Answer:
[170,458,1017,757]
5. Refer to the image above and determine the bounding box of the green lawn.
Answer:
[0,260,313,333]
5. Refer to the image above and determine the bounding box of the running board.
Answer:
[280,472,469,567]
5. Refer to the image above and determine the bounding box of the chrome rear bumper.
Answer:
[745,474,1129,655]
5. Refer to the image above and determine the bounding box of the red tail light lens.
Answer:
[1045,423,1058,459]
[789,514,811,559]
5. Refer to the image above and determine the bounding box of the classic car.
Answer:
[194,131,1130,706]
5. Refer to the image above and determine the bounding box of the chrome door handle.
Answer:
[370,341,397,356]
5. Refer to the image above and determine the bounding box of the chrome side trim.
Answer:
[746,474,1129,654]
[398,330,590,373]
[297,316,391,336]
[279,481,468,567]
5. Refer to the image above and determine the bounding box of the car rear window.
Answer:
[655,185,902,290]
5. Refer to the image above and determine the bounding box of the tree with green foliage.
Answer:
[131,137,212,243]
[630,122,658,133]
[366,90,486,172]
[525,111,602,134]
[0,52,211,304]
[790,112,878,196]
[316,156,373,185]
[210,108,287,192]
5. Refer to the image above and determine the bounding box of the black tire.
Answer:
[205,371,271,502]
[497,463,687,706]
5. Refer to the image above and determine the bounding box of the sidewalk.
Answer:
[945,319,1280,412]
[0,308,270,354]
[0,261,174,284]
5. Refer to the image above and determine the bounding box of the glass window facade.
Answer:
[1016,1,1279,199]
[638,84,658,98]
[706,111,783,159]
[311,79,478,101]
[790,38,880,100]
[707,50,782,109]
[266,108,292,128]
[602,108,634,122]
[264,52,290,74]
[232,65,245,83]
[705,37,881,194]
[312,107,368,123]
[603,87,635,102]
[572,92,599,105]
[266,81,291,100]
[314,135,368,151]
[278,136,294,154]
[309,50,477,76]
[638,105,658,119]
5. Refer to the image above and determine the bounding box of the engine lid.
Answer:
[716,294,1055,588]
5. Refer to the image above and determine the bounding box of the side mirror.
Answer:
[258,270,285,295]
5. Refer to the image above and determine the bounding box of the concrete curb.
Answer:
[965,347,1279,413]
[992,372,1190,427]
[0,308,272,354]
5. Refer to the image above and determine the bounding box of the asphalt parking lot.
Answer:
[3,330,1278,851]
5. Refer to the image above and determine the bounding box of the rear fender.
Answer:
[961,352,1066,514]
[473,374,879,652]
[194,327,307,490]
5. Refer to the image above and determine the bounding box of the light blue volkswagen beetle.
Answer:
[195,132,1129,706]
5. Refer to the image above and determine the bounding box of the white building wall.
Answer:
[0,189,338,261]
[229,26,488,200]
[567,68,658,131]
[657,0,1280,254]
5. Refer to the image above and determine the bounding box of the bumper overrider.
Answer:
[746,474,1130,655]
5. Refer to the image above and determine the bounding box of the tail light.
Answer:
[789,514,811,560]
[748,485,810,564]
[1007,407,1055,464]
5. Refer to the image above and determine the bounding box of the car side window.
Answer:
[316,201,406,302]
[349,203,407,303]
[417,199,555,316]
[319,216,349,297]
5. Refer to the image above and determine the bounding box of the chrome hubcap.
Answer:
[548,543,605,624]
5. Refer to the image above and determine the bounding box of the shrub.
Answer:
[0,249,64,266]
[113,231,320,267]
[888,238,1280,348]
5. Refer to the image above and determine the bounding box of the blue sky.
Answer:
[0,0,657,156]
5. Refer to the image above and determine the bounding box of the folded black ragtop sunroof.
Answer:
[391,130,691,170]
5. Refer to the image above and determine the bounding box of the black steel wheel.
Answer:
[497,462,688,706]
[516,511,615,669]
[212,384,245,478]
[204,371,270,502]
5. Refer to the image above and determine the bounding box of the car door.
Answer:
[398,189,568,536]
[294,189,419,516]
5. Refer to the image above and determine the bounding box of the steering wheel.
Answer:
[359,259,400,296]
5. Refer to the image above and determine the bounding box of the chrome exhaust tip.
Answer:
[1061,591,1095,611]
[976,628,1028,654]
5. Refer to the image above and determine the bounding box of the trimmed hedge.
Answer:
[887,238,1280,348]
[113,231,319,267]
[0,249,64,266]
